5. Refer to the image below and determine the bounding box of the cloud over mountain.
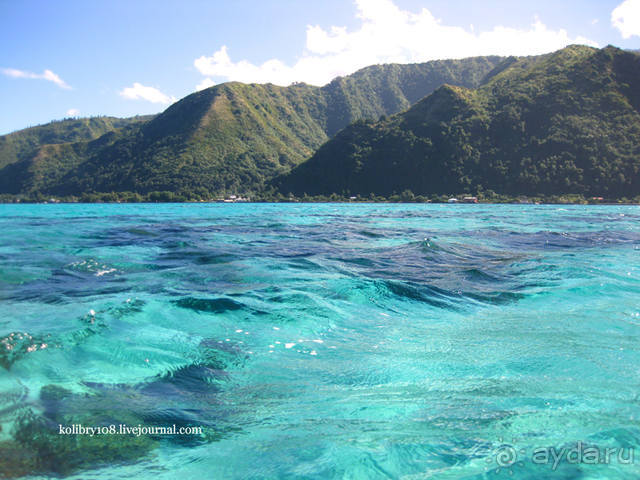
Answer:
[194,0,597,87]
[119,83,176,104]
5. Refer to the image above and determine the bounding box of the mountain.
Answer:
[0,116,152,170]
[0,116,153,196]
[277,45,640,198]
[0,56,503,197]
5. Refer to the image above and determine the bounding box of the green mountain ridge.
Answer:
[0,56,503,197]
[0,116,153,169]
[278,45,640,198]
[0,116,154,196]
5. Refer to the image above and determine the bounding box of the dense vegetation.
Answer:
[0,116,152,169]
[278,46,640,198]
[0,116,153,195]
[2,46,639,202]
[0,57,502,197]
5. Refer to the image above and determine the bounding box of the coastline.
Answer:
[0,196,638,205]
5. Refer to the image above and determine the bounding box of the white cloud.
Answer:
[195,46,295,86]
[195,77,215,91]
[66,108,80,117]
[612,0,640,38]
[1,68,71,89]
[194,0,598,87]
[119,82,176,104]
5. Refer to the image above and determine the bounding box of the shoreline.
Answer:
[2,191,639,206]
[0,200,638,206]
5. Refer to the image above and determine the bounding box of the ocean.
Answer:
[1,203,639,479]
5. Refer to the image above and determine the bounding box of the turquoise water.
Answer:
[1,203,640,479]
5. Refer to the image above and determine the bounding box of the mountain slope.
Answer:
[0,116,152,170]
[320,56,502,137]
[0,56,503,196]
[53,82,330,195]
[278,45,640,198]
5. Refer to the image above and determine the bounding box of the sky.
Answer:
[1,0,639,135]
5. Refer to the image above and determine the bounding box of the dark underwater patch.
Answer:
[173,296,245,313]
[494,229,640,251]
[0,331,51,370]
[3,407,157,478]
[356,229,387,238]
[379,280,461,311]
[461,268,501,282]
[377,278,525,310]
[1,336,245,477]
[0,300,145,370]
[3,265,129,305]
[158,250,236,266]
[466,290,526,305]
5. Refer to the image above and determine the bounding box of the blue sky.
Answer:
[1,0,639,134]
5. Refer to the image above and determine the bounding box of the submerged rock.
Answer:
[0,439,38,478]
[8,408,157,477]
[0,337,244,476]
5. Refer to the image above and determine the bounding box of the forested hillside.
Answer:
[278,46,640,198]
[0,57,503,197]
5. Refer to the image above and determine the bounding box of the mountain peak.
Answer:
[279,45,640,199]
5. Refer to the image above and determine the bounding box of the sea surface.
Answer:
[1,203,640,479]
